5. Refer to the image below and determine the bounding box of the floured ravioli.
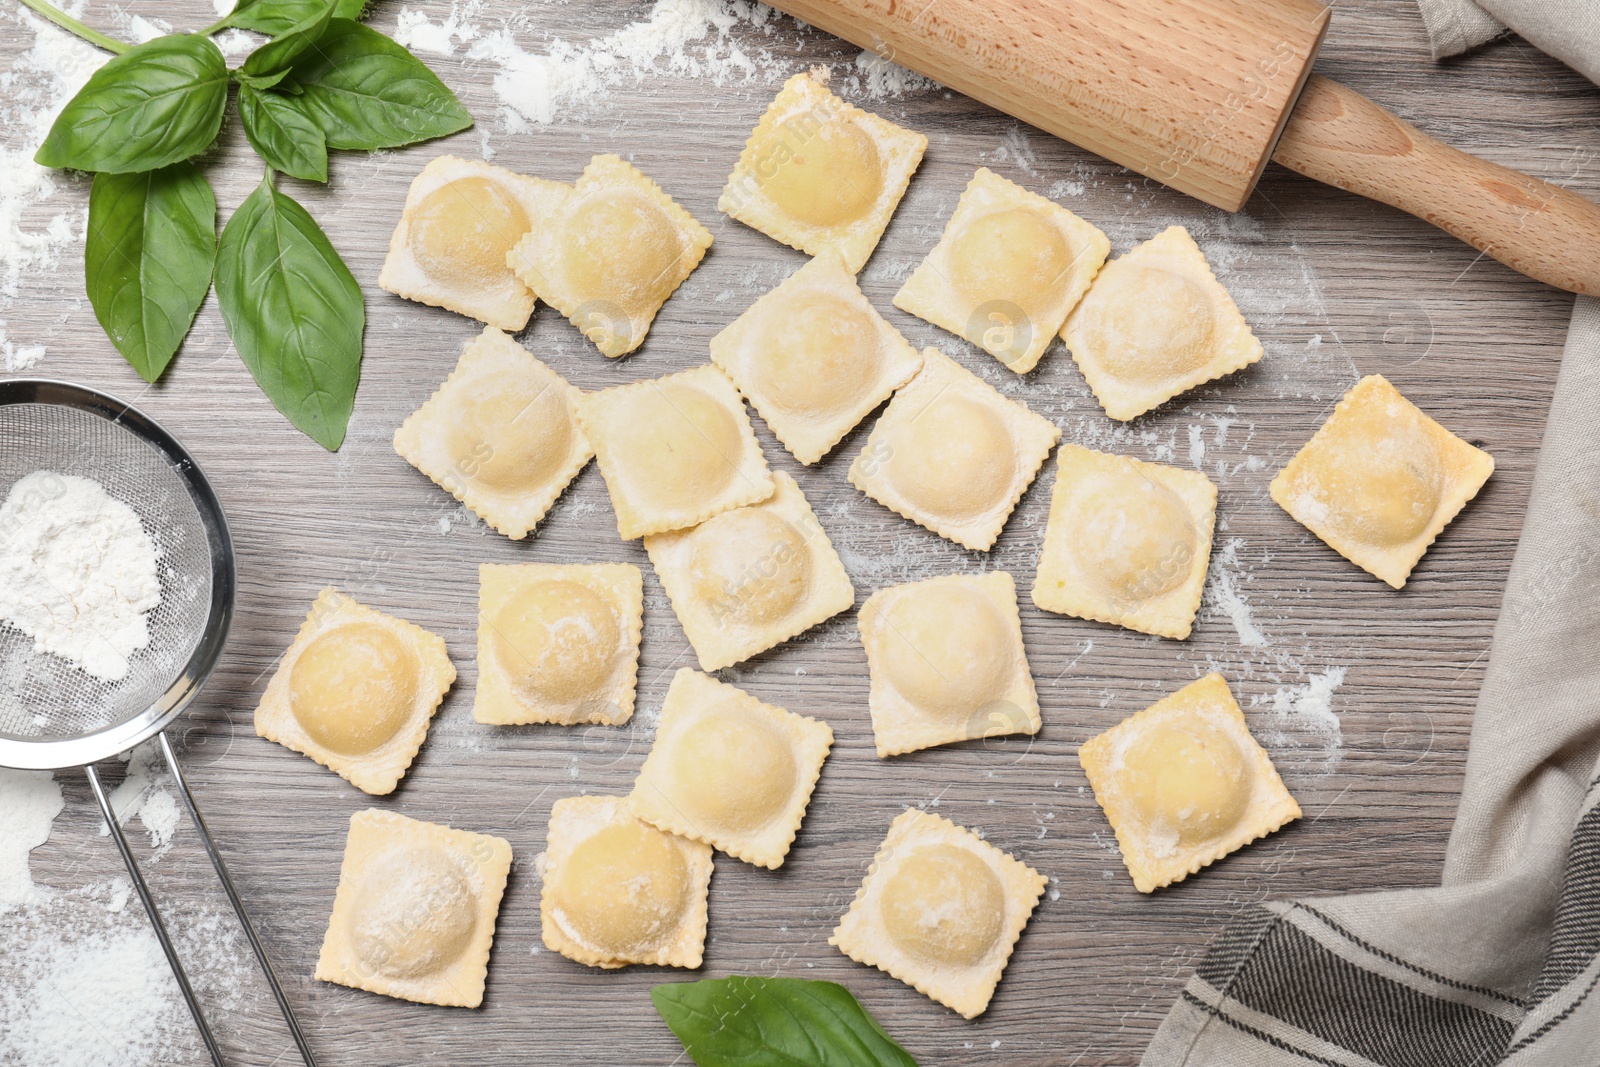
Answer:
[508,154,712,357]
[475,562,643,726]
[315,809,512,1007]
[1062,225,1262,420]
[644,471,854,671]
[830,808,1046,1018]
[577,364,775,539]
[1032,444,1217,640]
[1270,375,1493,588]
[540,795,713,969]
[894,168,1108,373]
[393,327,591,540]
[628,669,833,869]
[710,249,921,464]
[848,348,1059,551]
[379,155,565,331]
[858,571,1039,757]
[719,67,927,273]
[254,589,454,796]
[1078,673,1301,892]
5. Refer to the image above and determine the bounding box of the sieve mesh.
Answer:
[0,402,216,744]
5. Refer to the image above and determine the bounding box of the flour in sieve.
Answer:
[0,471,161,682]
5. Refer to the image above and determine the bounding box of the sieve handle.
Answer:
[159,731,320,1067]
[86,762,228,1067]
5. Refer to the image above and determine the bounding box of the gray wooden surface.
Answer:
[3,1,1599,1064]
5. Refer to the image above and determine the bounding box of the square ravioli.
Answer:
[1032,444,1217,640]
[540,795,713,969]
[830,808,1046,1018]
[710,249,921,464]
[475,562,643,726]
[893,168,1109,374]
[858,571,1039,757]
[254,588,454,795]
[577,364,775,539]
[1078,673,1301,893]
[848,348,1059,551]
[1062,225,1263,420]
[507,154,712,357]
[315,809,512,1007]
[628,668,833,869]
[1269,374,1494,588]
[378,155,566,331]
[719,67,927,273]
[392,327,592,540]
[644,471,854,672]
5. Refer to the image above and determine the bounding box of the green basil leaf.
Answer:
[215,174,363,450]
[238,87,328,181]
[651,977,919,1067]
[290,21,472,150]
[36,35,228,173]
[241,0,336,79]
[85,163,217,382]
[225,0,358,36]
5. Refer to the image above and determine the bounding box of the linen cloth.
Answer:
[1414,0,1600,86]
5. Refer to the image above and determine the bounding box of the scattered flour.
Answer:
[1202,538,1267,647]
[1254,667,1349,772]
[0,759,253,1066]
[0,472,162,682]
[846,48,936,100]
[393,0,484,55]
[0,768,64,912]
[0,15,108,370]
[105,742,181,856]
[447,0,930,130]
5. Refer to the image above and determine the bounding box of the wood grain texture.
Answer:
[1275,74,1600,295]
[768,0,1330,211]
[2,0,1599,1065]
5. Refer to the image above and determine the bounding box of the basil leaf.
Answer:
[36,35,228,173]
[85,163,217,382]
[241,0,336,79]
[215,174,363,450]
[226,0,363,35]
[290,21,472,150]
[651,977,919,1067]
[238,87,328,181]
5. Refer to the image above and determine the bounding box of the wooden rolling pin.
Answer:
[769,0,1600,296]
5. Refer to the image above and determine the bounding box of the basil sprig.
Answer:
[651,976,920,1067]
[30,0,473,450]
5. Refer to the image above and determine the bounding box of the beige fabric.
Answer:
[1416,0,1600,85]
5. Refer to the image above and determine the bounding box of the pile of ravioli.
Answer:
[255,67,1496,1020]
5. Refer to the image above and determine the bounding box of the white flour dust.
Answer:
[0,767,64,912]
[395,0,932,129]
[1254,667,1349,772]
[105,743,180,856]
[0,15,107,370]
[0,760,254,1066]
[1203,538,1268,647]
[0,472,162,682]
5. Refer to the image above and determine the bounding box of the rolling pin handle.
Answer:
[1272,75,1600,296]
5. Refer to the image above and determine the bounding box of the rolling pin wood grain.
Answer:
[771,0,1600,295]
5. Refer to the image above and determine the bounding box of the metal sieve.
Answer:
[0,379,315,1067]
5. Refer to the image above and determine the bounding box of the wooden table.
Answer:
[3,1,1597,1063]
